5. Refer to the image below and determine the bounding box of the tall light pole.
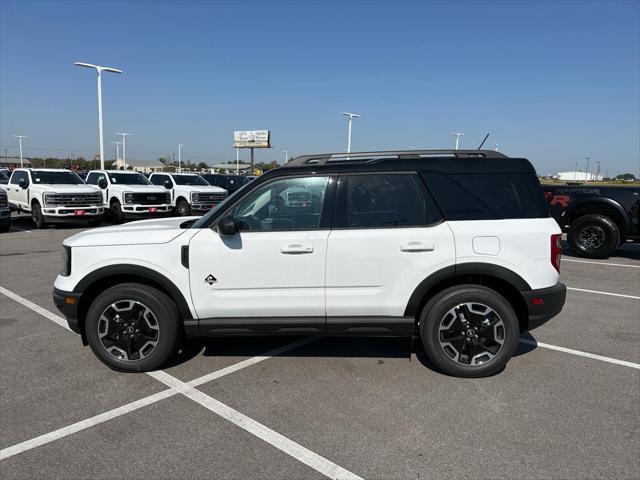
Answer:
[12,135,26,167]
[340,112,360,153]
[236,147,240,174]
[116,132,131,170]
[584,157,591,181]
[178,144,183,173]
[112,141,121,162]
[283,150,289,163]
[451,132,464,150]
[596,160,601,181]
[74,62,122,170]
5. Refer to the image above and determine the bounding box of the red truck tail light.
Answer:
[551,234,562,273]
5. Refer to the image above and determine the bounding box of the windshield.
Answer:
[32,171,85,185]
[173,174,209,186]
[191,181,254,228]
[108,172,150,185]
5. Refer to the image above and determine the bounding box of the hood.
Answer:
[35,184,101,194]
[177,185,227,193]
[109,184,169,194]
[64,216,199,247]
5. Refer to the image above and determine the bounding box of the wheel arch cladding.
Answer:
[405,263,530,332]
[567,198,629,233]
[74,265,193,334]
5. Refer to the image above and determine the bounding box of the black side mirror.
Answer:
[98,178,108,189]
[18,178,27,189]
[164,180,172,190]
[218,216,237,236]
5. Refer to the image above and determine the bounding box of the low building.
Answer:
[112,158,167,173]
[556,171,603,182]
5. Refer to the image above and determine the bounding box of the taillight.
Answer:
[543,191,553,203]
[551,234,562,273]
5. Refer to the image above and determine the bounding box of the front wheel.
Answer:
[567,214,620,259]
[31,203,46,229]
[175,199,191,217]
[85,283,180,372]
[110,200,125,224]
[419,285,519,378]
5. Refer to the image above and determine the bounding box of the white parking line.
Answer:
[567,286,640,300]
[563,258,640,269]
[0,286,70,331]
[519,339,640,370]
[150,370,363,480]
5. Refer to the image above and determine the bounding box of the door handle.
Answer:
[280,244,314,254]
[400,242,435,252]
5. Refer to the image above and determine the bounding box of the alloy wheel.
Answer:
[97,300,160,361]
[438,302,505,366]
[578,225,606,251]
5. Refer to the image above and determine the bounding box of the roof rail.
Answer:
[284,149,508,167]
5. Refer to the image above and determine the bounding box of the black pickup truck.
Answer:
[542,184,639,258]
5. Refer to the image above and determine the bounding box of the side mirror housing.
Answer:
[98,178,108,189]
[18,178,27,189]
[164,180,172,190]
[218,216,237,236]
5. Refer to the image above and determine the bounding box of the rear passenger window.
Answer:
[150,175,169,186]
[336,174,437,228]
[421,172,549,220]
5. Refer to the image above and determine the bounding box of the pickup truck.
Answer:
[85,170,172,223]
[542,183,639,258]
[6,168,104,229]
[148,172,228,216]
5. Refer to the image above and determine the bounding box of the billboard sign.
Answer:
[234,130,270,148]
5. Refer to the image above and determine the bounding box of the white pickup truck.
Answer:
[6,168,104,228]
[85,170,172,223]
[148,172,227,216]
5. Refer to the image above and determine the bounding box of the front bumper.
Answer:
[190,203,220,212]
[42,206,105,219]
[121,204,171,217]
[53,287,82,334]
[521,282,567,331]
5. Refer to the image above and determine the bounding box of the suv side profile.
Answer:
[53,150,566,378]
[148,172,228,216]
[86,170,172,223]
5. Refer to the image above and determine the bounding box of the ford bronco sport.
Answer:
[53,150,566,377]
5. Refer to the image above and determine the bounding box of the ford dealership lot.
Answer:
[1,218,638,479]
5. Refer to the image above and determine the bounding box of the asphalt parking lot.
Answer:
[1,216,639,479]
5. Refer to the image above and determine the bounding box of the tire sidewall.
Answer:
[85,284,179,372]
[176,200,190,216]
[568,214,619,259]
[420,286,519,377]
[31,203,45,229]
[110,200,124,224]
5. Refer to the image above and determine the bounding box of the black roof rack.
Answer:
[284,149,508,167]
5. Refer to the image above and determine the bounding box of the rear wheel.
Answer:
[31,202,46,229]
[419,285,519,378]
[175,199,191,216]
[567,214,620,259]
[85,283,180,372]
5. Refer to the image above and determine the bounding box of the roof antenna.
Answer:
[477,133,490,150]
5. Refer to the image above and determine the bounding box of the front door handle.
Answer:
[400,242,435,252]
[281,244,314,254]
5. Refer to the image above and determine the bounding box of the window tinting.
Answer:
[150,174,170,186]
[31,171,84,185]
[173,174,209,186]
[108,172,150,185]
[421,172,549,220]
[338,174,431,228]
[231,176,329,231]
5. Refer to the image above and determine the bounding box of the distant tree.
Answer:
[615,173,636,181]
[196,162,209,171]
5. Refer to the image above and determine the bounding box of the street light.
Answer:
[283,150,289,163]
[112,141,121,162]
[451,132,464,150]
[584,157,591,182]
[12,135,26,167]
[340,112,360,153]
[115,132,132,170]
[74,62,122,169]
[178,144,183,173]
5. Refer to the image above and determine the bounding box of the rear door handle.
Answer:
[280,244,314,254]
[400,242,434,252]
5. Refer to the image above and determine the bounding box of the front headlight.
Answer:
[61,245,71,276]
[44,193,57,207]
[190,191,197,203]
[124,192,134,204]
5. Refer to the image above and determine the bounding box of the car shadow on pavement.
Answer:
[562,241,640,261]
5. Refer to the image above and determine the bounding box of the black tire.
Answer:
[419,285,519,378]
[110,200,125,224]
[175,199,191,217]
[567,214,620,259]
[31,202,46,229]
[85,283,180,372]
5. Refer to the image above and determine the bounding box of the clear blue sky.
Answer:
[1,0,639,176]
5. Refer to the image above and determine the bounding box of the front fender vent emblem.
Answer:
[205,274,217,285]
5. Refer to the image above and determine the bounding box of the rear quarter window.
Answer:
[421,172,549,220]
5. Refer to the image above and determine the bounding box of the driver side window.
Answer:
[231,176,330,232]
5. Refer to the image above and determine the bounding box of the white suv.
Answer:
[85,170,172,222]
[7,168,104,228]
[53,150,566,378]
[148,172,227,216]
